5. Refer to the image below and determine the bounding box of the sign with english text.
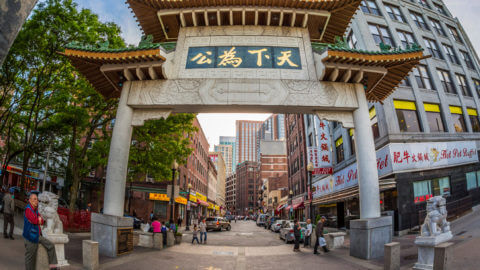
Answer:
[307,120,332,175]
[186,46,302,69]
[312,141,478,199]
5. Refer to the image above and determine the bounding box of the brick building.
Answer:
[225,173,236,214]
[235,161,260,216]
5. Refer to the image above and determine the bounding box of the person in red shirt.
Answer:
[23,192,58,270]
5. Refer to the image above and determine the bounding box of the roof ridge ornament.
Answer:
[138,35,154,48]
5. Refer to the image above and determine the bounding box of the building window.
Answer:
[456,74,471,97]
[414,65,434,90]
[460,51,476,70]
[370,107,380,139]
[424,103,445,132]
[385,5,405,22]
[474,79,480,96]
[438,70,456,94]
[448,26,463,44]
[369,24,394,46]
[335,137,344,163]
[434,3,448,16]
[450,106,467,132]
[466,171,480,190]
[410,12,429,31]
[360,0,381,16]
[413,177,450,203]
[467,108,480,132]
[347,32,358,49]
[443,44,460,65]
[349,129,355,156]
[398,31,416,49]
[424,38,443,59]
[394,100,422,132]
[415,0,430,9]
[430,19,446,36]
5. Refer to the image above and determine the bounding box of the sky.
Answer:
[71,0,479,149]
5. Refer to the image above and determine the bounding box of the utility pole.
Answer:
[42,144,52,192]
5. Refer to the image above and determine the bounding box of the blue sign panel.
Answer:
[185,46,301,69]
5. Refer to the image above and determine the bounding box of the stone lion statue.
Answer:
[38,192,63,234]
[420,196,450,237]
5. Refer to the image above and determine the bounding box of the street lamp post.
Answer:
[289,190,293,220]
[185,183,192,231]
[307,162,314,220]
[170,160,178,224]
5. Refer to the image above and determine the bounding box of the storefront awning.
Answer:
[293,202,304,210]
[285,205,292,211]
[276,204,286,211]
[312,178,396,205]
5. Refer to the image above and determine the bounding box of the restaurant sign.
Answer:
[312,141,477,199]
[307,120,332,175]
[196,192,207,202]
[175,196,188,205]
[149,193,170,201]
[186,46,301,69]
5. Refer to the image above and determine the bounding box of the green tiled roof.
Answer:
[311,42,424,55]
[65,35,176,53]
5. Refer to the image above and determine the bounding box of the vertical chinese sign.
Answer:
[307,120,333,175]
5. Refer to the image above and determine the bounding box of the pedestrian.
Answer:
[304,219,312,248]
[234,216,237,223]
[169,219,177,232]
[199,218,207,244]
[191,224,200,244]
[86,202,92,212]
[177,216,182,227]
[293,219,301,252]
[314,216,329,254]
[3,188,15,239]
[23,192,58,270]
[161,221,167,245]
[151,217,161,233]
[150,211,154,222]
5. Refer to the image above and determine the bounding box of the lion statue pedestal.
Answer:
[413,196,452,270]
[38,192,70,267]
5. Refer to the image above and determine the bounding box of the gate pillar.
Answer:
[350,84,392,260]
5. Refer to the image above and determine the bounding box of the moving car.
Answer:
[206,217,231,231]
[279,221,307,243]
[256,214,267,226]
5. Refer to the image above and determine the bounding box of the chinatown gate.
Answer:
[62,0,427,260]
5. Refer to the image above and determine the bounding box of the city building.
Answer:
[236,120,263,165]
[207,158,217,217]
[225,173,236,214]
[285,114,308,220]
[214,144,233,175]
[257,114,286,162]
[235,161,261,216]
[209,152,226,214]
[217,136,236,173]
[259,140,288,213]
[312,0,480,234]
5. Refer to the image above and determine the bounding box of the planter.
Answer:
[175,235,182,244]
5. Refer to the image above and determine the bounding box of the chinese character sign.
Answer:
[307,120,332,175]
[186,46,302,69]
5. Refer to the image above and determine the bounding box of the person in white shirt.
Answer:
[304,219,313,248]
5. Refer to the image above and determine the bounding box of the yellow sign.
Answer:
[208,203,214,209]
[149,193,169,201]
[214,205,220,211]
[175,196,188,205]
[196,192,207,202]
[189,192,197,202]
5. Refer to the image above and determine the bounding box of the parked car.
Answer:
[265,216,279,229]
[271,219,286,232]
[206,217,231,231]
[279,221,307,243]
[256,214,267,226]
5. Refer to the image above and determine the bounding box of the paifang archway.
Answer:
[62,0,427,260]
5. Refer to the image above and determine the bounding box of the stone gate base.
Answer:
[350,216,392,260]
[91,213,133,257]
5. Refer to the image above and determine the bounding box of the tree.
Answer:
[129,114,198,182]
[0,0,124,201]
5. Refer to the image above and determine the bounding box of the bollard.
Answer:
[384,242,400,270]
[83,240,99,270]
[434,242,454,270]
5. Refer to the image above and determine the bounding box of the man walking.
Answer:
[293,219,301,252]
[3,188,15,239]
[199,218,207,244]
[304,219,312,248]
[23,192,58,270]
[314,216,329,254]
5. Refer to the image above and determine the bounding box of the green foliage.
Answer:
[129,114,198,182]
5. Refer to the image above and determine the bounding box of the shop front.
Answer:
[292,196,305,221]
[149,192,170,220]
[195,192,209,219]
[313,141,479,234]
[175,196,187,223]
